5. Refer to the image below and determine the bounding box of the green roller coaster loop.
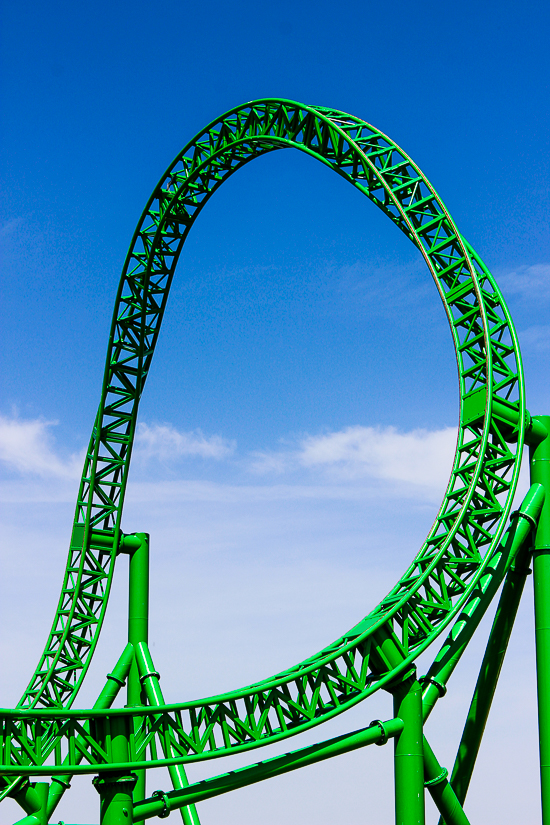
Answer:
[2,98,550,825]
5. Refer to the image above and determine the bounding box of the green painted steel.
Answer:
[393,678,424,825]
[530,417,550,822]
[127,534,149,806]
[130,718,405,821]
[446,531,536,811]
[423,737,471,825]
[1,98,547,822]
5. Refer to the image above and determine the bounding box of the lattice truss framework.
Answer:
[7,100,524,771]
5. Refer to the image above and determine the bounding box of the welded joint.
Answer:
[510,508,539,533]
[118,533,144,555]
[419,675,447,697]
[151,790,171,818]
[50,776,71,791]
[526,414,549,446]
[424,766,448,787]
[369,719,390,746]
[106,671,126,688]
[139,669,160,685]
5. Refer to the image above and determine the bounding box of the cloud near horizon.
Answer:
[498,263,550,301]
[0,415,83,478]
[134,422,236,461]
[0,414,457,500]
[250,424,457,490]
[0,416,236,480]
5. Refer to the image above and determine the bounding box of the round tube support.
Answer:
[530,416,550,823]
[393,676,425,825]
[127,533,149,804]
[93,716,137,825]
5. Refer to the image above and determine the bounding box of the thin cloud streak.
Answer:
[519,325,550,353]
[251,425,457,492]
[0,415,82,479]
[498,263,550,301]
[0,416,235,480]
[134,422,235,461]
[0,415,457,505]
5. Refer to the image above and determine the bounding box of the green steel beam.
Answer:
[126,534,149,804]
[92,716,136,825]
[134,642,201,825]
[131,718,404,821]
[443,537,536,816]
[530,416,550,824]
[423,737,470,825]
[0,100,539,822]
[421,483,545,720]
[392,676,425,825]
[46,644,135,820]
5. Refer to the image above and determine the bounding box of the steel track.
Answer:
[1,100,525,777]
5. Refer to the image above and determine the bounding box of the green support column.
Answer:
[135,642,202,825]
[127,533,150,804]
[531,416,550,824]
[31,783,48,825]
[393,675,425,825]
[93,717,137,825]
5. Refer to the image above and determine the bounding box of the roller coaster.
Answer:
[2,99,549,825]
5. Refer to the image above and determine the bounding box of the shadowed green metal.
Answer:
[0,100,538,822]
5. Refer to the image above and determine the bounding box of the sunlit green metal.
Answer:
[0,99,541,822]
[531,417,550,822]
[135,643,200,825]
[130,717,405,820]
[423,737,471,825]
[393,677,424,825]
[126,533,149,806]
[421,482,546,720]
[444,534,536,816]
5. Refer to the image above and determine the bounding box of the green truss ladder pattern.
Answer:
[2,99,550,825]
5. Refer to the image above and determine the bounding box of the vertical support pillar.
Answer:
[531,416,550,824]
[31,783,48,825]
[393,675,425,825]
[93,717,137,825]
[127,533,150,804]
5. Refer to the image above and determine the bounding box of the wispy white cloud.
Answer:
[0,415,82,478]
[0,216,24,238]
[498,263,550,301]
[0,415,456,505]
[0,416,235,486]
[519,325,550,353]
[134,422,235,461]
[250,425,457,492]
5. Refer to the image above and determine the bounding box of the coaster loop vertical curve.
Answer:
[13,102,523,766]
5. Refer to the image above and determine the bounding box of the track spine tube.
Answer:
[392,676,425,825]
[530,416,550,824]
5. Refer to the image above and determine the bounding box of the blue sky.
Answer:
[1,0,549,823]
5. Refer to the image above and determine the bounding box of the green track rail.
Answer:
[1,100,527,778]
